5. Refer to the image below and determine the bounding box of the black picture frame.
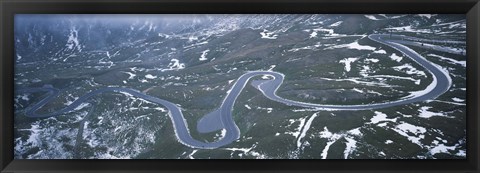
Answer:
[1,0,479,172]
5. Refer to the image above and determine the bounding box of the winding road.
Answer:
[16,34,452,149]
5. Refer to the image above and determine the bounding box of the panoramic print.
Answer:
[14,14,466,159]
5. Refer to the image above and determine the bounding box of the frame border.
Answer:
[1,0,479,172]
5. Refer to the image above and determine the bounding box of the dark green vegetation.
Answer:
[14,14,466,159]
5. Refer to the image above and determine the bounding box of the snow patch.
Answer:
[339,58,358,72]
[330,21,343,27]
[73,103,90,111]
[393,64,427,77]
[364,15,381,20]
[199,50,210,61]
[267,65,276,71]
[296,112,319,148]
[392,122,427,146]
[343,137,357,159]
[373,49,387,54]
[145,74,157,79]
[260,29,277,39]
[123,71,136,80]
[427,54,466,67]
[187,150,198,159]
[385,26,433,33]
[352,88,364,93]
[452,98,464,102]
[369,111,397,124]
[390,53,403,62]
[285,117,307,139]
[418,14,434,19]
[418,106,453,118]
[66,26,81,51]
[166,59,185,71]
[320,77,394,88]
[365,58,379,63]
[326,41,376,51]
[348,128,363,136]
[24,122,43,147]
[429,144,456,155]
[319,127,342,159]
